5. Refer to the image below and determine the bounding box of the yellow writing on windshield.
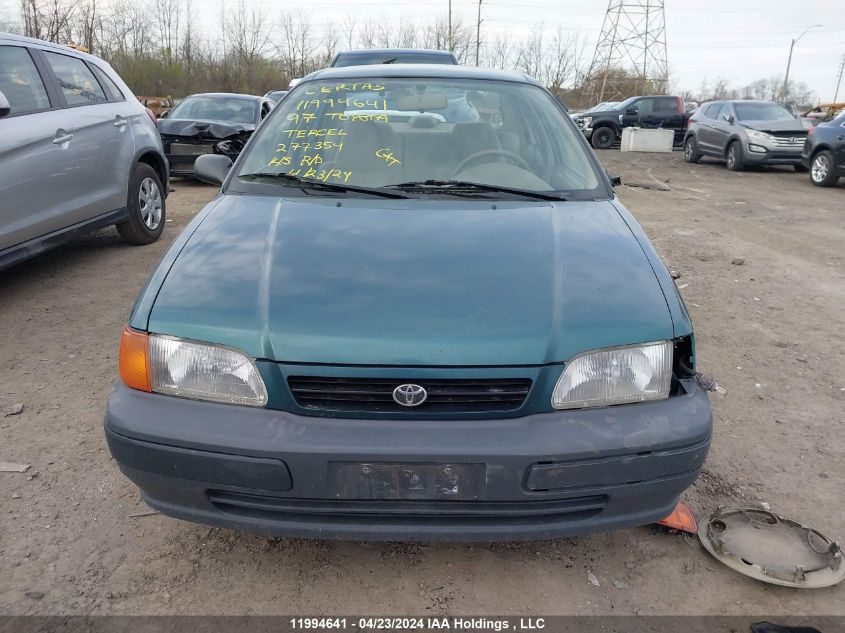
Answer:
[375,148,401,167]
[284,128,348,139]
[304,83,385,94]
[286,167,353,183]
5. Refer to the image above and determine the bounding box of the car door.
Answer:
[652,96,684,142]
[696,103,723,154]
[620,97,653,129]
[712,103,737,154]
[836,117,845,171]
[0,44,78,251]
[40,49,136,224]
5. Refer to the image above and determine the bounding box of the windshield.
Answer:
[334,53,454,67]
[168,96,257,124]
[734,102,796,122]
[235,78,602,197]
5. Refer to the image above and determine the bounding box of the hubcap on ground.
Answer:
[139,177,162,230]
[812,155,830,182]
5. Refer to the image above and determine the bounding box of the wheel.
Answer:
[810,150,840,187]
[726,141,745,171]
[117,163,166,245]
[793,163,809,173]
[591,126,616,150]
[683,136,702,163]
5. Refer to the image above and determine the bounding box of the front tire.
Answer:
[726,141,745,171]
[591,126,617,150]
[684,136,702,163]
[810,150,840,187]
[117,163,166,245]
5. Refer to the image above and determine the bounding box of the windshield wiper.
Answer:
[239,172,411,198]
[386,179,567,201]
[381,57,399,64]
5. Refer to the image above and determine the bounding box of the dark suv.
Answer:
[572,95,688,149]
[801,112,845,187]
[684,100,809,171]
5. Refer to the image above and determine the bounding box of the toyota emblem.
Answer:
[392,384,428,407]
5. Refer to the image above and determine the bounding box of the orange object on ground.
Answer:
[657,501,698,533]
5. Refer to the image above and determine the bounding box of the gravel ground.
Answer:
[1,152,843,616]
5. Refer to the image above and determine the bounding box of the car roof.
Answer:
[0,32,102,63]
[185,92,264,101]
[302,64,540,86]
[337,48,454,56]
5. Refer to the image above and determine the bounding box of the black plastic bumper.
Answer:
[104,380,712,541]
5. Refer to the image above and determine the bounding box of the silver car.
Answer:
[683,100,809,172]
[0,34,168,269]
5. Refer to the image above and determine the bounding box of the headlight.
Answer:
[149,335,268,407]
[745,129,772,141]
[582,116,593,128]
[552,341,672,410]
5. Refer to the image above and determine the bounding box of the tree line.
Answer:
[1,0,817,108]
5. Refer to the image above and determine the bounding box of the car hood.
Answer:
[740,119,807,133]
[147,196,674,366]
[157,118,256,139]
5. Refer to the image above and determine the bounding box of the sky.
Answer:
[3,0,844,101]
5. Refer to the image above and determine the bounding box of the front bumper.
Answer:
[743,141,803,165]
[104,380,712,541]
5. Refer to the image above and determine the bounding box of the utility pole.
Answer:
[834,55,845,104]
[448,0,452,52]
[781,24,822,102]
[475,0,483,66]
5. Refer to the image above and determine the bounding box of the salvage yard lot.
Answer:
[1,152,843,615]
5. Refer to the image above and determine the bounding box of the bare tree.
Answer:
[515,27,543,80]
[277,11,315,78]
[223,0,270,92]
[154,0,181,64]
[483,34,513,70]
[340,13,356,50]
[543,27,584,95]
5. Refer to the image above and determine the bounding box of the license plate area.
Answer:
[171,142,214,156]
[330,462,486,500]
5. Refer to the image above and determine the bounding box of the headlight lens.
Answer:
[745,129,772,141]
[149,335,268,407]
[582,116,593,127]
[552,341,672,410]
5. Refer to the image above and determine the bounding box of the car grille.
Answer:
[208,490,607,525]
[770,132,806,148]
[287,376,532,413]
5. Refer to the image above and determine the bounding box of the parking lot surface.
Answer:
[1,154,843,615]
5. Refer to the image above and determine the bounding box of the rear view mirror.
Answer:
[194,154,233,186]
[398,93,449,111]
[0,90,11,119]
[607,171,622,187]
[159,109,170,119]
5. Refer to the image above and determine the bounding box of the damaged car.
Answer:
[106,65,713,542]
[157,92,273,177]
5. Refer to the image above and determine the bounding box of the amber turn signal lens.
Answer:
[119,327,151,392]
[657,500,698,533]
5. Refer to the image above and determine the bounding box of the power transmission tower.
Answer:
[583,1,669,105]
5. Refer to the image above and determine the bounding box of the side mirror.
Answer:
[194,154,233,186]
[727,115,735,125]
[0,90,11,119]
[607,171,622,187]
[159,109,170,119]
